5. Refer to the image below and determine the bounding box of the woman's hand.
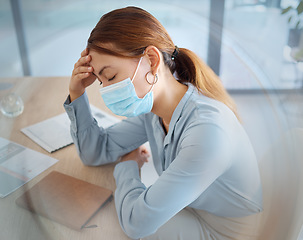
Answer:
[69,48,96,102]
[120,145,150,169]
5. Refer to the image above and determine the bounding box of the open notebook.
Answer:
[21,105,120,153]
[16,171,113,231]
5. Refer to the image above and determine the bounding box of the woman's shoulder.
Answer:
[184,85,236,126]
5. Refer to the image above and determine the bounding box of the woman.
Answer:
[64,6,263,240]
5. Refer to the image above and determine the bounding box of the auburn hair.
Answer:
[87,6,241,122]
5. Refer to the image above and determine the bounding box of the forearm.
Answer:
[64,92,118,165]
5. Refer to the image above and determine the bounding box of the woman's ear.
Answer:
[144,45,161,75]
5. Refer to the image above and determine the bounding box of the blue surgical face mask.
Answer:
[99,57,154,117]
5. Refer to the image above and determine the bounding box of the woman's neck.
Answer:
[151,71,188,127]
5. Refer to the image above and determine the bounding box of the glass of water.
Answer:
[0,92,24,118]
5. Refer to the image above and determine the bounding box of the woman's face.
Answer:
[89,50,153,98]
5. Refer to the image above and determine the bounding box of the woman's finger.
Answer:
[74,55,91,68]
[75,72,90,81]
[72,66,93,76]
[140,147,150,156]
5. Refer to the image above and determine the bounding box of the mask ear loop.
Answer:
[131,57,143,83]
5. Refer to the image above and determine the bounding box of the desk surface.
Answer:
[0,77,130,240]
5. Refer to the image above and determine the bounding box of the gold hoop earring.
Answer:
[145,72,158,85]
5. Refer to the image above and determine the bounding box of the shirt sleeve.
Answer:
[113,123,232,239]
[63,92,148,166]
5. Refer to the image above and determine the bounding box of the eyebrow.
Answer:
[98,66,111,76]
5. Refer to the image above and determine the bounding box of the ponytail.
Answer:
[163,47,241,122]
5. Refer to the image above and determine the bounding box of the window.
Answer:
[2,0,300,90]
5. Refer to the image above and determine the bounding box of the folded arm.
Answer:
[63,92,148,166]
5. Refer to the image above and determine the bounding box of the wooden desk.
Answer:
[0,77,131,240]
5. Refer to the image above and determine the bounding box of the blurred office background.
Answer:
[0,0,302,158]
[1,0,303,89]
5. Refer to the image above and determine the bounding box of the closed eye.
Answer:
[108,75,116,81]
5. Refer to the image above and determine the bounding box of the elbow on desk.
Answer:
[125,230,150,239]
[119,208,159,239]
[78,152,102,166]
[80,158,97,166]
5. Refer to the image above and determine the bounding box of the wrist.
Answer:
[69,90,84,102]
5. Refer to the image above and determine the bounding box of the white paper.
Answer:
[0,137,58,198]
[21,105,120,153]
